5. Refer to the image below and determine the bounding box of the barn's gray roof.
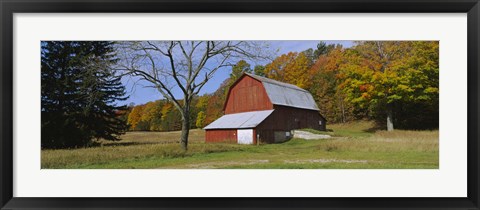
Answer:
[245,73,319,111]
[203,110,274,130]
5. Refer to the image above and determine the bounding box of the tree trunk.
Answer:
[180,107,190,151]
[386,108,394,131]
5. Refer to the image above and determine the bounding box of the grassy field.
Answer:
[41,121,439,169]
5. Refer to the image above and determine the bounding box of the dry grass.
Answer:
[328,120,378,131]
[318,130,439,153]
[41,129,244,168]
[103,129,205,145]
[41,122,439,169]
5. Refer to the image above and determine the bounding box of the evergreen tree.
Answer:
[302,41,335,62]
[41,41,128,148]
[314,41,335,58]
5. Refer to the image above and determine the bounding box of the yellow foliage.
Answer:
[141,101,161,123]
[265,52,312,89]
[161,103,173,120]
[127,105,144,129]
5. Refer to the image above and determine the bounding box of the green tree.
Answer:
[253,65,266,76]
[41,41,128,148]
[226,60,252,95]
[314,41,335,58]
[230,60,252,82]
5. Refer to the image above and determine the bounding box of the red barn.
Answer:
[204,73,326,144]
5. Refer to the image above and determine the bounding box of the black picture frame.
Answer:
[1,0,479,209]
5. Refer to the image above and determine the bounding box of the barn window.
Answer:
[319,120,322,125]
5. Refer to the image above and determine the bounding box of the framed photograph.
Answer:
[1,0,479,209]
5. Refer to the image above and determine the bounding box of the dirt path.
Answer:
[293,130,331,140]
[163,160,270,169]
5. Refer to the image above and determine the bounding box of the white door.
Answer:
[237,129,253,144]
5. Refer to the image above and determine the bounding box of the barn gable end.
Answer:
[224,75,273,114]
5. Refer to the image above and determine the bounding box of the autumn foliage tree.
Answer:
[127,105,144,130]
[338,41,439,130]
[195,111,206,128]
[194,94,209,128]
[264,52,313,89]
[127,100,195,131]
[308,45,356,123]
[204,79,230,125]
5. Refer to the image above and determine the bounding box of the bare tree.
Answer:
[116,41,268,150]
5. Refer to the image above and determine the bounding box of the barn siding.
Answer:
[256,129,275,144]
[255,105,326,143]
[258,105,325,130]
[206,129,258,144]
[205,129,237,143]
[224,76,273,114]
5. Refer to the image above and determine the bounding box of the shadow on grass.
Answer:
[94,141,179,147]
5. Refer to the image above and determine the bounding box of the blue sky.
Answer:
[120,40,354,106]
